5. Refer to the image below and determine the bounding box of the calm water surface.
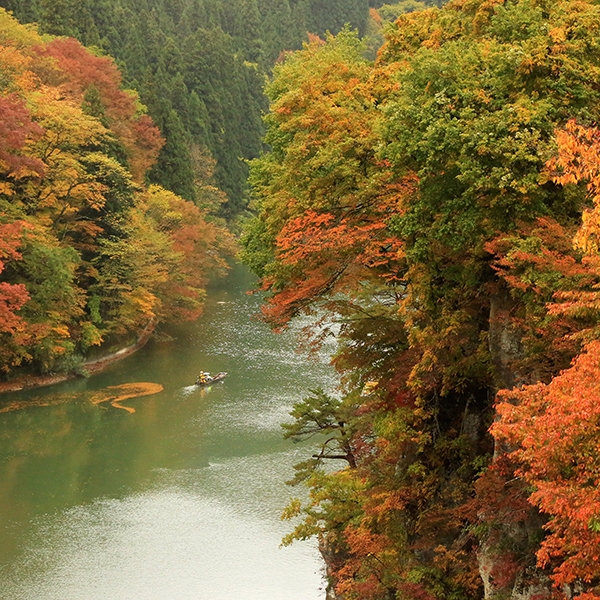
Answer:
[0,264,336,600]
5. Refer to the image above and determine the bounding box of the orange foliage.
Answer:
[369,7,383,27]
[264,176,414,326]
[488,120,600,596]
[37,37,163,181]
[493,341,600,591]
[485,217,599,380]
[550,120,600,255]
[141,185,235,322]
[0,221,30,334]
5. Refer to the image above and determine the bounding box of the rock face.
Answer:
[480,291,551,600]
[319,537,346,600]
[318,289,558,600]
[488,290,525,394]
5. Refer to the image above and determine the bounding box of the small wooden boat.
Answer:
[195,372,227,386]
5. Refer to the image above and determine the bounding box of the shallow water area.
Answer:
[0,264,336,599]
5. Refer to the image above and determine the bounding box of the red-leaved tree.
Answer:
[492,120,600,598]
[0,221,30,334]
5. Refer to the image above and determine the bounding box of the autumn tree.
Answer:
[243,1,600,598]
[490,119,600,599]
[243,28,412,325]
[492,342,600,599]
[0,224,27,325]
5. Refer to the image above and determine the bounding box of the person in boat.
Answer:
[196,371,214,385]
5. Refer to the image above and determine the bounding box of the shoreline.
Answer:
[0,319,156,395]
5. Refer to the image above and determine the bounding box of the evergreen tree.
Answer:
[39,0,80,37]
[306,0,369,36]
[0,0,40,22]
[258,0,296,65]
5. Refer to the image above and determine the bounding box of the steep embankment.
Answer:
[243,3,600,598]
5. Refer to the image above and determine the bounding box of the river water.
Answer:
[0,264,337,600]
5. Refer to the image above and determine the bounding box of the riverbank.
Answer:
[0,319,156,395]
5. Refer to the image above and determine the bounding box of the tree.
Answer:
[141,184,235,321]
[306,0,369,37]
[0,221,29,337]
[13,227,85,372]
[243,28,412,325]
[490,119,600,598]
[0,9,233,377]
[0,95,44,188]
[39,37,164,182]
[492,341,600,597]
[243,1,600,597]
[283,389,359,484]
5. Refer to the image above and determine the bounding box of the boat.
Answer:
[195,372,227,386]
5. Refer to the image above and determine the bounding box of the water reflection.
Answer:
[0,264,335,599]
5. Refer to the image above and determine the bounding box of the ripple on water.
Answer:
[1,453,325,600]
[0,266,334,600]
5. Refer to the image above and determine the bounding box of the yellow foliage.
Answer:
[0,9,43,49]
[548,27,566,44]
[0,181,14,195]
[29,87,108,149]
[574,208,600,255]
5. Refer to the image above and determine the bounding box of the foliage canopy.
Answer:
[244,1,600,598]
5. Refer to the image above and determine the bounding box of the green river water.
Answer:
[0,264,337,600]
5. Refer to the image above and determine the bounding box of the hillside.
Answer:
[0,0,372,215]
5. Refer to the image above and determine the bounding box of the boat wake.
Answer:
[179,384,215,400]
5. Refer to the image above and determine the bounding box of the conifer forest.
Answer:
[2,0,600,598]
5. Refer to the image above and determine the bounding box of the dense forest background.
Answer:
[0,0,443,216]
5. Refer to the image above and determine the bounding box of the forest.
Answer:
[0,0,377,214]
[0,9,238,377]
[241,1,600,599]
[2,0,600,598]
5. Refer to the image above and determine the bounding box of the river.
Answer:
[0,264,337,600]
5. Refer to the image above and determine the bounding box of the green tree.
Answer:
[283,389,359,483]
[39,0,80,37]
[306,0,369,36]
[147,102,196,201]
